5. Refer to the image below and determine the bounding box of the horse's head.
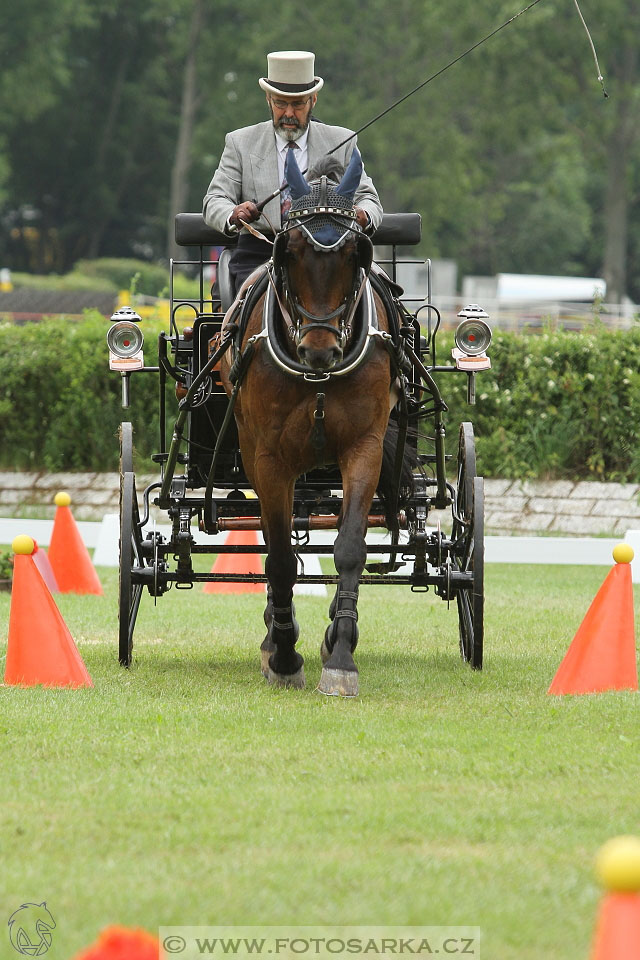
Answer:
[275,147,373,371]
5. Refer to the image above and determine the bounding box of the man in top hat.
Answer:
[203,50,383,295]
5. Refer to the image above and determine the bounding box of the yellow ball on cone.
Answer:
[613,542,634,564]
[590,836,640,959]
[12,535,35,555]
[596,835,640,892]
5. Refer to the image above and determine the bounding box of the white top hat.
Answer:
[259,50,324,97]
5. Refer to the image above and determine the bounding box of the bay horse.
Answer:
[219,148,412,697]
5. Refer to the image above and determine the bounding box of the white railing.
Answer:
[400,294,639,332]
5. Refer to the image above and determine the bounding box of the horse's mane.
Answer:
[305,155,345,184]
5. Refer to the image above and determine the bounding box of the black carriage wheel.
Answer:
[119,421,134,477]
[453,423,484,670]
[456,477,484,669]
[119,471,143,666]
[457,421,476,515]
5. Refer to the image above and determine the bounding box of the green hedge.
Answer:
[440,324,640,480]
[73,258,200,300]
[12,259,200,300]
[73,258,168,297]
[0,312,166,471]
[1,314,639,479]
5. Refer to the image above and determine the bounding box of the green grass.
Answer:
[1,564,639,959]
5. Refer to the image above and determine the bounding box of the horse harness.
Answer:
[200,184,412,530]
[222,177,408,384]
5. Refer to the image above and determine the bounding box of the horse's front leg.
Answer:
[254,456,304,688]
[319,438,384,697]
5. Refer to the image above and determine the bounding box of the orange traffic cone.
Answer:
[32,539,59,593]
[203,529,265,594]
[5,535,92,688]
[48,492,103,595]
[71,925,161,959]
[548,544,637,696]
[590,836,640,959]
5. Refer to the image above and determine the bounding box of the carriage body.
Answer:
[114,213,488,673]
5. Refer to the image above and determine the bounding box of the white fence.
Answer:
[2,515,637,579]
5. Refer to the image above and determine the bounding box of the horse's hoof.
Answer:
[266,665,306,689]
[317,666,359,698]
[320,638,331,664]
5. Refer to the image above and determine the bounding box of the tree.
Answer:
[167,0,204,262]
[1,0,638,303]
[598,4,640,301]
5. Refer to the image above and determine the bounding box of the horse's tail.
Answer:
[376,417,418,530]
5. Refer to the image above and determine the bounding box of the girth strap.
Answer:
[310,392,326,465]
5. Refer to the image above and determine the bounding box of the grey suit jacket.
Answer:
[203,119,383,235]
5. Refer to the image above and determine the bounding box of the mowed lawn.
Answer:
[1,561,639,959]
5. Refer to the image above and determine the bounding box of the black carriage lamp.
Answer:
[107,306,144,408]
[453,304,492,405]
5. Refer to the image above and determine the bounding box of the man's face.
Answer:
[268,94,317,141]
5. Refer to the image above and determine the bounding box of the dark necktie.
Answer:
[280,142,298,221]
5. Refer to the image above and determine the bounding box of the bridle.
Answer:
[273,177,374,351]
[280,251,368,351]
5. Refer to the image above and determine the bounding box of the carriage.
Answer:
[109,202,491,692]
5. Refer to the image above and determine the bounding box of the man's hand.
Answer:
[355,207,370,231]
[230,201,260,229]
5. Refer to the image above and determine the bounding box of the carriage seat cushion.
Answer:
[370,213,421,247]
[175,214,238,248]
[175,212,422,248]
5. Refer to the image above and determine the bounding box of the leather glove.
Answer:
[229,201,260,229]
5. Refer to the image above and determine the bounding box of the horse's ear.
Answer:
[285,147,310,199]
[335,147,363,202]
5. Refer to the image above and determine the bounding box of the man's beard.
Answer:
[271,110,310,142]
